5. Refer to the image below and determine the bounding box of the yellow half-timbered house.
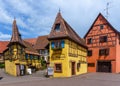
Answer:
[4,19,41,76]
[48,12,88,77]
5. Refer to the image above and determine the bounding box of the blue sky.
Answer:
[0,0,120,41]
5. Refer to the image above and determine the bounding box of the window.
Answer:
[20,48,23,54]
[40,50,46,55]
[40,50,42,54]
[87,38,92,44]
[88,63,95,67]
[100,25,104,30]
[55,63,62,73]
[30,55,33,60]
[99,48,109,56]
[51,40,65,49]
[34,56,38,60]
[9,47,13,54]
[25,54,28,60]
[0,55,2,60]
[99,36,107,42]
[45,50,48,55]
[55,23,60,31]
[55,41,61,48]
[87,50,92,56]
[77,63,81,72]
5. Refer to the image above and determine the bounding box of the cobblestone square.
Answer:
[1,69,120,86]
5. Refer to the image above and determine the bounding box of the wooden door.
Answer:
[97,61,111,73]
[16,65,20,76]
[71,62,75,75]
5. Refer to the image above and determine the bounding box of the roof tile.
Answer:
[0,41,9,53]
[48,12,87,48]
[34,35,49,50]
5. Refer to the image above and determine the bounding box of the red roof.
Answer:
[34,35,49,49]
[0,41,9,53]
[48,12,87,48]
[23,40,40,55]
[8,19,25,47]
[24,38,37,45]
[0,36,48,55]
[84,13,120,38]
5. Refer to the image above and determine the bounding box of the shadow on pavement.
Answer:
[0,77,3,80]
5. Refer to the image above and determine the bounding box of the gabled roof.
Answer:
[34,35,49,50]
[48,12,68,39]
[84,13,120,38]
[0,41,9,53]
[48,12,87,48]
[8,19,25,47]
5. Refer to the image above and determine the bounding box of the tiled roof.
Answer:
[0,41,9,53]
[23,40,40,55]
[48,12,87,48]
[24,38,37,45]
[8,19,25,47]
[0,40,40,55]
[0,35,48,55]
[34,35,49,50]
[84,13,120,38]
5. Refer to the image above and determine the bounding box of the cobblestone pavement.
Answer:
[0,69,48,85]
[1,69,120,86]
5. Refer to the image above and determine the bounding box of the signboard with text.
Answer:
[47,67,54,76]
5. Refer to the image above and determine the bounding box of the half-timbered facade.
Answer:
[4,19,41,76]
[84,13,120,73]
[48,12,87,77]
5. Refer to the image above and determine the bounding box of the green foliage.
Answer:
[41,65,47,70]
[40,57,47,70]
[0,63,5,68]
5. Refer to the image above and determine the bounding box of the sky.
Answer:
[0,0,120,41]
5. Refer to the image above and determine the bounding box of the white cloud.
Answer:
[0,7,13,24]
[6,0,35,15]
[0,0,120,40]
[0,32,11,41]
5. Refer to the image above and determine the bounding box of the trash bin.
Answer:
[27,68,32,75]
